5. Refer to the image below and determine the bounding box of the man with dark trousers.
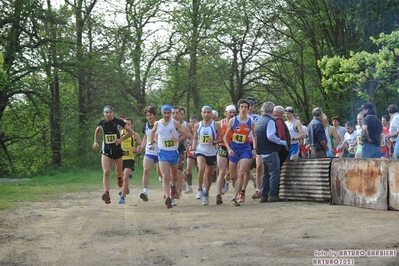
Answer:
[255,102,288,203]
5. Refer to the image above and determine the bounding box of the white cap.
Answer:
[225,105,236,112]
[212,110,218,117]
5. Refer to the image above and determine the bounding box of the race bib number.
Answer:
[232,133,246,143]
[163,139,176,148]
[200,134,211,144]
[123,150,130,156]
[380,138,386,146]
[218,148,227,157]
[105,134,117,144]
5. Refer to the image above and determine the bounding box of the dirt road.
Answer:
[0,185,398,266]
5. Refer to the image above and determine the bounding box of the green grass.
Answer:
[0,163,161,211]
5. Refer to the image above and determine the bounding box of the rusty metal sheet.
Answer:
[330,159,388,211]
[279,159,332,202]
[387,160,399,211]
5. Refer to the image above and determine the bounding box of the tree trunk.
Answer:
[188,0,200,110]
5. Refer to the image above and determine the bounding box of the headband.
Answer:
[103,106,114,112]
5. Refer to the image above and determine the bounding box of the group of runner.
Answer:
[93,98,286,208]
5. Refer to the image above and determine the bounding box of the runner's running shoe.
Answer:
[171,198,177,206]
[140,193,149,201]
[202,196,209,205]
[102,192,111,204]
[216,194,223,205]
[117,177,123,188]
[195,189,203,199]
[118,196,125,204]
[252,191,261,199]
[185,186,193,194]
[171,186,178,199]
[238,191,245,203]
[222,182,229,194]
[118,188,130,196]
[231,199,240,207]
[165,197,173,209]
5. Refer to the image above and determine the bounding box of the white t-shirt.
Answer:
[389,113,399,142]
[336,126,346,145]
[302,125,308,145]
[344,130,357,153]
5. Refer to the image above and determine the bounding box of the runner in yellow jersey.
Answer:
[119,117,142,204]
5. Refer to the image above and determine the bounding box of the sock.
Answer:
[143,188,148,195]
[204,192,209,197]
[198,187,203,191]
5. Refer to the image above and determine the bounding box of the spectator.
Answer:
[322,114,341,155]
[385,104,399,156]
[307,107,333,158]
[255,102,287,203]
[331,116,346,149]
[361,114,382,158]
[337,121,357,158]
[381,115,391,158]
[358,103,376,117]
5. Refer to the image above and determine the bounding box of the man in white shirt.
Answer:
[385,104,399,151]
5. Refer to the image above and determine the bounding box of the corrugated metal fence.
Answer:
[279,159,332,202]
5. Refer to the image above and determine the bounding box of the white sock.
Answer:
[143,188,148,195]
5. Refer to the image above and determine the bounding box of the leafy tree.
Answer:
[319,31,399,117]
[254,0,399,122]
[169,0,222,111]
[112,0,174,116]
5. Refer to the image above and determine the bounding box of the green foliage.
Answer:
[319,31,399,107]
[1,91,50,176]
[1,0,399,175]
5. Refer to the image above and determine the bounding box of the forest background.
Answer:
[1,0,399,177]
